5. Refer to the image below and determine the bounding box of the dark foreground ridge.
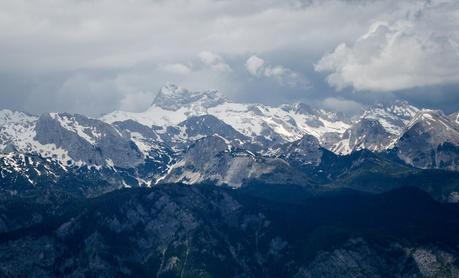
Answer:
[1,183,459,277]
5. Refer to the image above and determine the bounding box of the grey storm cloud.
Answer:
[0,0,458,116]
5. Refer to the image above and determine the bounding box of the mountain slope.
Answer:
[0,185,458,277]
[35,113,144,168]
[102,84,351,148]
[160,115,251,150]
[159,135,311,188]
[0,152,139,199]
[360,101,419,135]
[0,110,146,168]
[2,93,459,198]
[267,134,324,168]
[332,101,419,154]
[395,110,459,171]
[332,118,394,154]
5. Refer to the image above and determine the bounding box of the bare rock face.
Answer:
[160,115,251,150]
[395,110,459,171]
[113,119,160,141]
[295,238,459,278]
[179,115,247,141]
[35,113,143,168]
[160,135,309,188]
[269,134,323,167]
[334,119,394,154]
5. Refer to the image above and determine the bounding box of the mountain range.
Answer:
[1,84,459,194]
[2,84,459,276]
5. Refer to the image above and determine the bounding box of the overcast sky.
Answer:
[1,0,459,116]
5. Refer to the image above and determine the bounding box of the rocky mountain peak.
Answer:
[35,112,144,168]
[186,134,232,157]
[395,109,459,170]
[361,100,419,135]
[333,118,393,154]
[178,115,248,142]
[370,100,419,120]
[292,102,316,115]
[269,134,323,167]
[406,109,451,130]
[293,134,321,148]
[151,83,226,111]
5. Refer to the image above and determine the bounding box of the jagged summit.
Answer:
[268,134,323,167]
[368,100,419,119]
[2,93,459,191]
[3,83,459,180]
[332,118,393,154]
[404,109,452,131]
[151,83,226,111]
[103,83,351,144]
[361,100,419,135]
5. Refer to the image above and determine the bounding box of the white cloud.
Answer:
[160,63,192,75]
[198,51,232,72]
[246,56,265,76]
[315,0,459,92]
[119,91,155,111]
[245,55,309,88]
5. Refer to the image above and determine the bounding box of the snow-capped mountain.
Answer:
[2,84,459,192]
[35,112,144,168]
[0,110,45,156]
[332,101,420,154]
[102,84,351,147]
[153,84,226,111]
[102,84,431,157]
[360,101,419,135]
[0,110,144,168]
[102,84,226,128]
[0,151,146,198]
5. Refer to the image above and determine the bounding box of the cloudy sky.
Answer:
[1,0,459,116]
